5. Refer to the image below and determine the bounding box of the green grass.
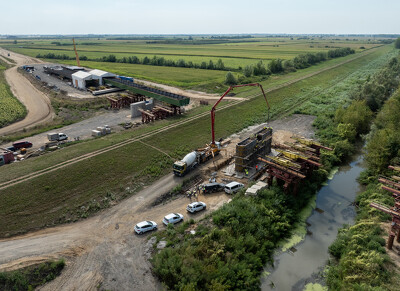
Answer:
[55,59,227,88]
[0,45,391,238]
[0,259,65,290]
[0,60,26,128]
[0,37,383,89]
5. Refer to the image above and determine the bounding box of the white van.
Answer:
[224,182,244,194]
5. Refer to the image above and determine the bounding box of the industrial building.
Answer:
[71,71,96,89]
[89,69,116,85]
[44,65,84,80]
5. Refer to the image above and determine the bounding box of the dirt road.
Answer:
[0,171,231,290]
[0,48,54,136]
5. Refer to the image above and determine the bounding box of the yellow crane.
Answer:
[72,38,80,67]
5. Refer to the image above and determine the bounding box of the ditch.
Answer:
[261,148,365,290]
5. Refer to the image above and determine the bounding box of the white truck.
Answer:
[47,133,68,142]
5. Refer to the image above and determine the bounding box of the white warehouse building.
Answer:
[71,71,94,90]
[71,69,117,89]
[89,69,116,85]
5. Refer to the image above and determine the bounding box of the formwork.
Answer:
[235,127,272,172]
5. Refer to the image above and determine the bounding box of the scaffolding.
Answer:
[234,127,272,172]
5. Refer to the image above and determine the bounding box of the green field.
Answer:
[0,44,393,237]
[0,61,26,128]
[0,36,384,89]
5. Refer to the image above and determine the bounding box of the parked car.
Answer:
[47,132,68,142]
[187,201,207,213]
[163,213,184,225]
[134,221,157,235]
[224,182,244,194]
[12,141,33,149]
[202,182,225,194]
[5,146,16,152]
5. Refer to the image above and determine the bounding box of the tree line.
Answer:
[36,52,232,71]
[224,47,356,85]
[323,55,400,290]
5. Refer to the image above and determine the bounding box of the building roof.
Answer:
[89,69,116,78]
[72,71,92,80]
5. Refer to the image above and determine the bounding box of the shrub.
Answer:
[224,72,237,85]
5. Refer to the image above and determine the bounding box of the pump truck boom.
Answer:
[173,83,269,176]
[211,83,270,145]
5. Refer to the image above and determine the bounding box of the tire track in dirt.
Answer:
[0,48,54,136]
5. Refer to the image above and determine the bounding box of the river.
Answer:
[261,152,365,290]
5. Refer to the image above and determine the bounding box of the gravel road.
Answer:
[0,48,54,136]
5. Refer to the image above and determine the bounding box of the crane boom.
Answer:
[72,38,80,67]
[211,83,270,145]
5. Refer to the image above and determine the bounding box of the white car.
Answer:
[134,221,157,234]
[224,182,244,194]
[163,213,184,225]
[187,201,207,213]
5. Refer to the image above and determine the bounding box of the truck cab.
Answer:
[173,161,187,176]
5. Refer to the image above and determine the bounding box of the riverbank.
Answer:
[262,150,365,290]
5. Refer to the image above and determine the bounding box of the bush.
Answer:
[395,37,400,49]
[224,72,237,85]
[0,259,65,290]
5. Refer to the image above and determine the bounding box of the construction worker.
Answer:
[245,169,249,176]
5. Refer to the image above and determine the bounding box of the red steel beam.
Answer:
[379,177,400,190]
[382,185,400,196]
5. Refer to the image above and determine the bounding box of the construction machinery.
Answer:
[211,83,270,146]
[174,83,269,177]
[173,143,220,176]
[72,38,80,67]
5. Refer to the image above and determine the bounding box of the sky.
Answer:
[1,0,399,35]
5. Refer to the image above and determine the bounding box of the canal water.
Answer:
[261,152,365,290]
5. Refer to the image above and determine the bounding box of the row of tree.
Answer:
[224,47,356,85]
[267,47,355,74]
[36,52,232,71]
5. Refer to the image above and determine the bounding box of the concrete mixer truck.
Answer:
[173,143,220,176]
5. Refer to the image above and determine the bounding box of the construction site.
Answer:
[1,32,398,291]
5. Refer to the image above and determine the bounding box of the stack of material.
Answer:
[92,125,111,137]
[245,181,268,196]
[235,127,272,172]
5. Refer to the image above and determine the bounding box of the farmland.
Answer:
[0,60,26,128]
[0,44,393,237]
[0,36,385,89]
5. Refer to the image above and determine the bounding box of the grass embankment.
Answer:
[0,45,391,238]
[149,48,399,290]
[324,55,400,290]
[0,259,65,290]
[0,60,26,128]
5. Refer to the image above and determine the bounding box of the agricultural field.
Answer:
[0,44,393,237]
[0,61,26,128]
[0,36,386,89]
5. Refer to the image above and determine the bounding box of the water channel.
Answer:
[261,151,365,290]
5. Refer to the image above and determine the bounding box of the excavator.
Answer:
[173,83,270,176]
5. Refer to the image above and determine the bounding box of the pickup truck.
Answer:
[47,133,68,142]
[12,141,33,149]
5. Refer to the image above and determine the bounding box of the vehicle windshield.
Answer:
[173,164,184,171]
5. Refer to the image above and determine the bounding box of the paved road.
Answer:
[0,48,54,136]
